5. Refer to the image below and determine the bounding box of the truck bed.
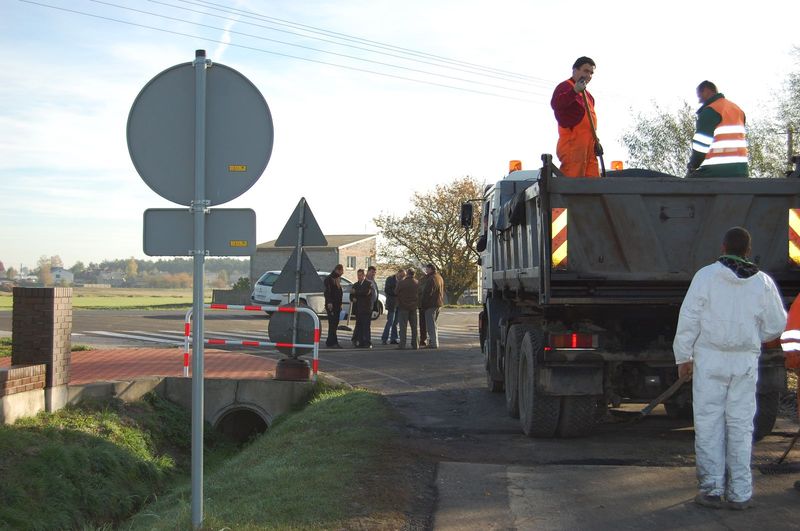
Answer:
[491,174,800,305]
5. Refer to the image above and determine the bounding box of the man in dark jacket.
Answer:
[381,268,406,345]
[323,264,344,348]
[395,268,419,349]
[420,263,445,349]
[350,268,374,348]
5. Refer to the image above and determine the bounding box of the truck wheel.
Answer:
[504,325,526,418]
[557,396,598,438]
[753,391,779,441]
[484,337,503,393]
[518,329,560,438]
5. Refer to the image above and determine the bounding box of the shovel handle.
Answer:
[639,373,692,417]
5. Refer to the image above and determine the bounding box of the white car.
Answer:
[251,271,385,320]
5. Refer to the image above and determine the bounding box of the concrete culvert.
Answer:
[215,408,269,444]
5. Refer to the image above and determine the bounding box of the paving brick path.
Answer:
[0,348,277,385]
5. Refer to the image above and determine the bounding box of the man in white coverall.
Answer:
[673,227,786,510]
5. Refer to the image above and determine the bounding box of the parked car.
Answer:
[251,271,385,320]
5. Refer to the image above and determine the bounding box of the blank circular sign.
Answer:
[127,62,274,206]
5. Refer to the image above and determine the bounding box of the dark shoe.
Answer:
[427,345,438,349]
[381,340,387,345]
[694,494,723,509]
[390,340,399,344]
[795,480,800,491]
[419,341,427,347]
[726,498,754,510]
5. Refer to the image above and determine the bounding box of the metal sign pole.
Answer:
[191,48,209,530]
[291,199,306,357]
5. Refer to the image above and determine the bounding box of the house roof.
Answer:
[256,234,376,250]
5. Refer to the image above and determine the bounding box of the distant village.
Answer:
[0,258,249,291]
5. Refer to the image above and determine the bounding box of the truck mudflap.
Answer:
[536,365,603,396]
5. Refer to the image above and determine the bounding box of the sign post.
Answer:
[190,49,209,529]
[127,49,273,529]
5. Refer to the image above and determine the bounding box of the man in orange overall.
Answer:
[780,293,800,492]
[550,56,600,177]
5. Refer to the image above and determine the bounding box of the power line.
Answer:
[180,0,554,85]
[148,0,550,89]
[20,0,544,103]
[88,0,547,97]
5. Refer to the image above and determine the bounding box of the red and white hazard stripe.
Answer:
[182,303,321,381]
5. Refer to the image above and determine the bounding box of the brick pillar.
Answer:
[12,287,72,411]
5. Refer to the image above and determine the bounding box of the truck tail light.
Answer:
[546,332,598,350]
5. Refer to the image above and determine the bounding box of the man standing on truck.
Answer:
[550,56,600,178]
[673,227,786,510]
[687,81,749,177]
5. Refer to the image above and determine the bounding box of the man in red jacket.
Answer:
[550,56,599,178]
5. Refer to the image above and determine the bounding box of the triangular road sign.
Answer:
[272,248,325,294]
[275,198,328,247]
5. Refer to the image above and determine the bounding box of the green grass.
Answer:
[125,385,413,530]
[0,288,213,311]
[0,383,420,530]
[0,394,237,530]
[0,337,92,358]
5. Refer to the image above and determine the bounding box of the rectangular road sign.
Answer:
[144,208,256,256]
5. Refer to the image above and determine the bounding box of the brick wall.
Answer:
[11,287,73,388]
[0,364,46,397]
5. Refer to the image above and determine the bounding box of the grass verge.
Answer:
[0,394,237,530]
[125,384,429,530]
[0,288,213,311]
[0,337,92,358]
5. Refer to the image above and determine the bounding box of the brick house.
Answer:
[250,234,377,283]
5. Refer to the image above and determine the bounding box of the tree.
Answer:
[69,261,86,275]
[125,257,138,280]
[6,267,17,280]
[621,102,696,175]
[36,256,53,286]
[49,255,63,269]
[374,176,483,304]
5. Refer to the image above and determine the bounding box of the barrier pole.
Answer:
[183,307,192,377]
[184,304,320,380]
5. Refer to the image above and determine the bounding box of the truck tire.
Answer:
[753,391,779,441]
[518,329,560,438]
[484,336,503,393]
[504,325,531,419]
[557,396,598,438]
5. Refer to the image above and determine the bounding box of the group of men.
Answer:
[551,56,748,178]
[554,58,795,509]
[323,263,445,350]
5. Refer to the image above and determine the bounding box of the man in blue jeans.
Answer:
[382,268,405,345]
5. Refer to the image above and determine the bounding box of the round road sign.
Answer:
[127,61,273,206]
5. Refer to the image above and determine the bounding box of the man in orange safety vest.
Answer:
[780,293,800,492]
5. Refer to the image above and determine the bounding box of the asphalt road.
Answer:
[3,308,799,528]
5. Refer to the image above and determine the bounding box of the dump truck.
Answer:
[461,154,800,438]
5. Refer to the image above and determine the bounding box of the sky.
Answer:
[1,0,798,271]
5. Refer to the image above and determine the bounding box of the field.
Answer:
[0,287,213,310]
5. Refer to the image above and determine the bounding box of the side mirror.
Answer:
[460,202,474,228]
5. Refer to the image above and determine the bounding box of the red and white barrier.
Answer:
[183,303,321,381]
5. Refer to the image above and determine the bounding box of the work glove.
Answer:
[573,78,587,93]
[594,142,604,157]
